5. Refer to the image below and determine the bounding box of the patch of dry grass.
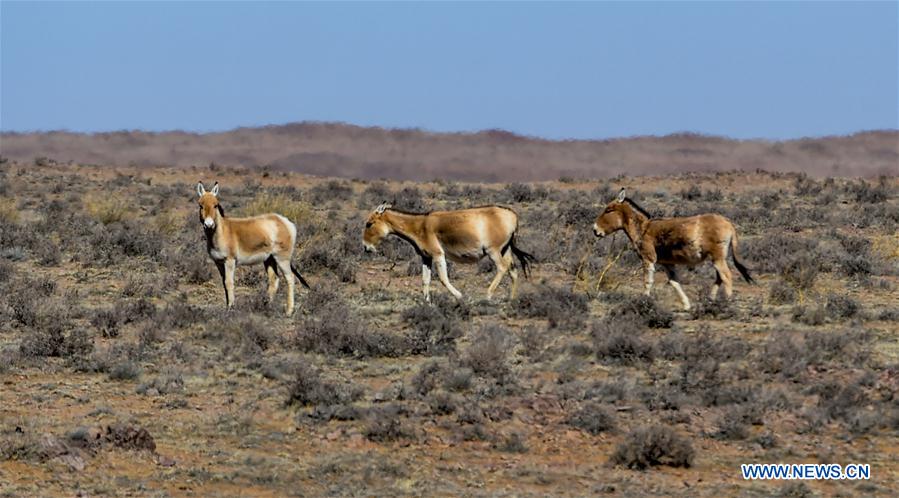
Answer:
[83,195,130,224]
[0,197,19,224]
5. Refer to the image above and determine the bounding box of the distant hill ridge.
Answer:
[1,123,896,180]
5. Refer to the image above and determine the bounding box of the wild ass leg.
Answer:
[643,261,655,296]
[224,258,237,310]
[663,264,691,311]
[215,260,229,308]
[435,254,463,300]
[712,257,734,299]
[421,255,433,302]
[264,256,280,302]
[711,269,723,300]
[505,250,519,299]
[486,248,510,300]
[274,255,295,316]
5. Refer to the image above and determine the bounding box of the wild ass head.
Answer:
[593,188,650,237]
[196,181,222,230]
[362,203,392,252]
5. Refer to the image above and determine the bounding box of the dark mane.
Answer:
[624,198,652,219]
[386,205,511,216]
[386,207,431,215]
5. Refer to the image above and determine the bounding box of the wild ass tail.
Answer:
[290,263,311,289]
[730,232,754,284]
[506,233,536,279]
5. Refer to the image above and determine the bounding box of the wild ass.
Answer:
[362,203,535,301]
[197,182,309,315]
[593,188,753,310]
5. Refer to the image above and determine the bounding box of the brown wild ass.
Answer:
[593,188,753,310]
[197,182,309,315]
[362,203,535,301]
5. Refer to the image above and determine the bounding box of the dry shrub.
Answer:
[610,295,674,328]
[712,403,765,440]
[780,254,820,293]
[151,210,184,237]
[567,402,616,435]
[592,317,656,365]
[513,284,589,329]
[402,295,468,355]
[688,294,739,320]
[845,178,892,204]
[297,217,358,283]
[744,234,819,274]
[242,192,313,225]
[462,325,512,384]
[364,404,416,442]
[760,329,865,380]
[290,285,407,358]
[308,180,354,204]
[391,186,429,212]
[769,278,797,304]
[285,359,363,407]
[611,425,695,470]
[0,197,19,224]
[19,327,92,360]
[824,293,860,320]
[791,304,826,326]
[84,195,130,225]
[180,250,215,284]
[426,390,459,416]
[494,431,528,453]
[659,329,748,363]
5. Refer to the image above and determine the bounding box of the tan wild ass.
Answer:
[593,188,753,310]
[197,182,309,315]
[362,203,535,301]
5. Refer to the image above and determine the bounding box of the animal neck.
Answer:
[620,205,650,247]
[384,210,427,255]
[204,210,228,249]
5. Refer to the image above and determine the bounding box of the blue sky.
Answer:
[1,1,896,139]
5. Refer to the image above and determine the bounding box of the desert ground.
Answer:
[1,159,897,497]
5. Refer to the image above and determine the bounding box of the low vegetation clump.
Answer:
[611,425,695,470]
[402,295,468,355]
[566,402,616,435]
[461,325,513,385]
[243,192,313,225]
[84,195,130,225]
[610,295,674,328]
[591,317,656,365]
[513,284,589,329]
[290,286,407,358]
[363,404,416,442]
[0,197,19,224]
[285,359,363,407]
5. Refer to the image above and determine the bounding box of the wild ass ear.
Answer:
[374,203,391,214]
[197,182,206,197]
[616,188,627,202]
[211,182,220,197]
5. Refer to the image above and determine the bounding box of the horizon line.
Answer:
[1,120,896,144]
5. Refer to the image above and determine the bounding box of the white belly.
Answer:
[208,248,227,261]
[237,252,270,265]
